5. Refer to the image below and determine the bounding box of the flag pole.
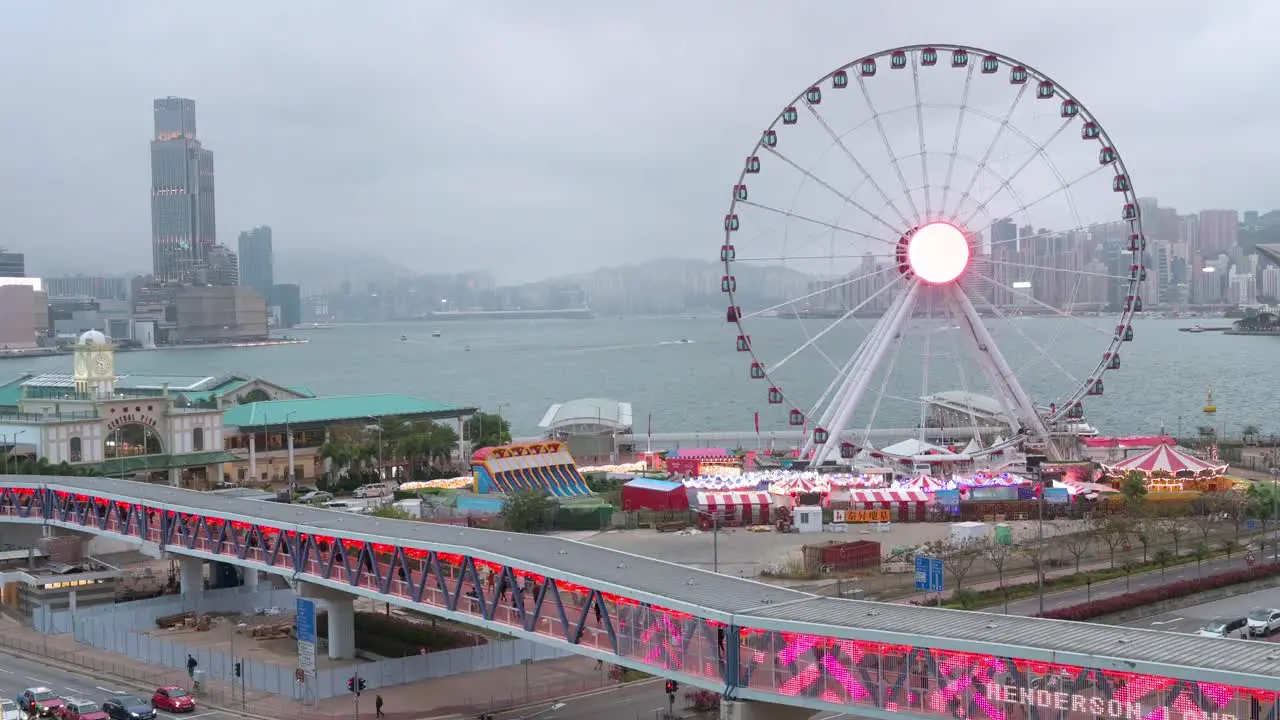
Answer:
[646,412,652,454]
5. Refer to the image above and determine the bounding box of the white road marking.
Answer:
[64,688,88,696]
[1150,618,1183,626]
[0,668,11,673]
[26,677,49,683]
[95,687,119,694]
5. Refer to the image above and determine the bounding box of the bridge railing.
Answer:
[3,483,1278,720]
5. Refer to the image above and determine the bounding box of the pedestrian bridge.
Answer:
[0,477,1276,720]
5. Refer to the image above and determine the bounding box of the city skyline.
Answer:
[3,3,1280,284]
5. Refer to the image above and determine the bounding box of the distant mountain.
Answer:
[503,257,814,315]
[274,249,418,294]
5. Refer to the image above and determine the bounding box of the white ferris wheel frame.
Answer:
[722,43,1147,465]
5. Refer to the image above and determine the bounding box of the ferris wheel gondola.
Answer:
[721,44,1145,467]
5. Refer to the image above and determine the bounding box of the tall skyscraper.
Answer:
[150,97,217,284]
[238,226,274,302]
[1197,209,1239,256]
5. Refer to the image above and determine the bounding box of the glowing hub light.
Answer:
[907,222,970,284]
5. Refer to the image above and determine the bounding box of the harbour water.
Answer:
[0,318,1270,438]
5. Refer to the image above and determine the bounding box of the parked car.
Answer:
[297,490,333,505]
[101,696,155,720]
[1196,616,1248,638]
[353,483,393,499]
[1,699,22,720]
[1247,608,1280,636]
[17,689,65,717]
[59,700,108,720]
[150,688,194,713]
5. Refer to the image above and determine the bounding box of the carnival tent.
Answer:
[1100,443,1228,478]
[847,488,929,505]
[897,474,945,492]
[768,473,825,495]
[683,474,757,491]
[959,438,983,455]
[880,438,949,457]
[696,491,772,526]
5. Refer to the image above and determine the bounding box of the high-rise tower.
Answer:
[237,226,274,302]
[150,97,217,284]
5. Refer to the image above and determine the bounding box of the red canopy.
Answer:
[1101,443,1227,478]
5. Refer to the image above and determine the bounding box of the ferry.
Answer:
[1187,324,1205,333]
[431,330,442,338]
[400,335,408,342]
[297,322,334,330]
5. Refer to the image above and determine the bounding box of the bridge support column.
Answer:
[178,557,204,603]
[249,435,258,481]
[242,568,260,592]
[298,582,356,660]
[719,700,813,720]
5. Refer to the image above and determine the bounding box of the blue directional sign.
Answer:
[914,556,945,592]
[296,598,317,644]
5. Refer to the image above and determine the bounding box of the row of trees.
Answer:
[316,411,512,484]
[927,478,1280,595]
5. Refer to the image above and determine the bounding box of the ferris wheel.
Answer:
[721,45,1145,467]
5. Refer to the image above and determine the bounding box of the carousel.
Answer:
[1098,443,1231,493]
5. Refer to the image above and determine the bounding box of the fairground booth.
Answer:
[1098,442,1231,495]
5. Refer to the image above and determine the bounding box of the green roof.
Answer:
[287,384,317,398]
[84,450,239,473]
[0,375,33,409]
[222,394,475,429]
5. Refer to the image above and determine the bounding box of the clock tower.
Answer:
[73,330,116,399]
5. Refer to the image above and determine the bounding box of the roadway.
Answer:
[1119,585,1280,638]
[0,653,239,720]
[483,682,847,720]
[1000,554,1259,616]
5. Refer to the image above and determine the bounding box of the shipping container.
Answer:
[802,539,882,574]
[622,478,691,512]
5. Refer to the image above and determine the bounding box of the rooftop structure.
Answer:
[538,398,633,434]
[222,394,476,429]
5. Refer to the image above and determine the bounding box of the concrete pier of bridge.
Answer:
[298,581,356,659]
[241,567,260,591]
[178,556,203,603]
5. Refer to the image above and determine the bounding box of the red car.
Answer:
[150,688,194,713]
[60,700,108,720]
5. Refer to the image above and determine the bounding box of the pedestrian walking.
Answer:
[186,654,198,677]
[375,694,384,718]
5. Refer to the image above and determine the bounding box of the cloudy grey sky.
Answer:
[0,1,1274,283]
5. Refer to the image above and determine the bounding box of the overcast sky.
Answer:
[0,1,1274,283]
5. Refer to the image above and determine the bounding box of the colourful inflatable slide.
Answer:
[471,441,591,497]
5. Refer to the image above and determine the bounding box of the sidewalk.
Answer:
[0,615,611,720]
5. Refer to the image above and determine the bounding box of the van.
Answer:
[353,483,394,499]
[321,500,359,512]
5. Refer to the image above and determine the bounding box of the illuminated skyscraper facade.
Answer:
[150,97,217,284]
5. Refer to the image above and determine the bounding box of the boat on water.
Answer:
[1203,385,1217,414]
[297,322,334,330]
[431,330,442,338]
[400,335,408,342]
[1188,324,1205,333]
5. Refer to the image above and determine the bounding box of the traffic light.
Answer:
[234,662,242,678]
[664,680,678,694]
[358,678,367,693]
[347,676,356,693]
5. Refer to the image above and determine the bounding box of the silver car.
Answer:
[1247,608,1280,636]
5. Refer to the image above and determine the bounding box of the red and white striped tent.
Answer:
[1101,443,1228,479]
[897,474,944,493]
[847,488,929,507]
[696,492,772,527]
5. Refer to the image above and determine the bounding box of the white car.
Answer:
[2,699,22,720]
[1247,608,1280,636]
[297,490,333,505]
[353,483,393,499]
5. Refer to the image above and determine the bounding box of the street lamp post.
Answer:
[1270,466,1279,562]
[11,431,25,475]
[1036,468,1046,616]
[284,411,298,498]
[367,417,383,482]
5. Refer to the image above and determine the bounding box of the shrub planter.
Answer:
[1037,563,1280,622]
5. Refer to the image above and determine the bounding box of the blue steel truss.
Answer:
[1,483,1277,720]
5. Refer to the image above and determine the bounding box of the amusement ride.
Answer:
[721,44,1147,468]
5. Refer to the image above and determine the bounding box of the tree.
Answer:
[393,420,460,479]
[924,539,984,593]
[1191,541,1210,577]
[237,388,271,404]
[1058,530,1094,573]
[464,412,512,452]
[1156,515,1187,556]
[500,489,558,533]
[1094,517,1131,568]
[1018,542,1052,586]
[1154,548,1174,581]
[1190,492,1230,545]
[1119,471,1147,506]
[1243,424,1262,446]
[1,455,91,477]
[985,541,1015,613]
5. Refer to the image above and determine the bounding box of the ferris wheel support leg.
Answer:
[812,282,922,466]
[801,285,917,458]
[946,285,1051,445]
